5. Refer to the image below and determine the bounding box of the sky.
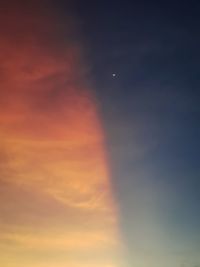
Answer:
[0,1,200,267]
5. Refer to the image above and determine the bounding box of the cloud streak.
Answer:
[0,2,122,266]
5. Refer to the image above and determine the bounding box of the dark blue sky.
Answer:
[61,1,200,266]
[74,1,200,266]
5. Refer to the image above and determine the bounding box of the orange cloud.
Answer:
[0,2,123,267]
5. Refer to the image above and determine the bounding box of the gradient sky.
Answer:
[0,2,123,267]
[0,1,200,267]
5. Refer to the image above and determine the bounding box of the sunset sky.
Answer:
[0,1,200,267]
[0,2,122,267]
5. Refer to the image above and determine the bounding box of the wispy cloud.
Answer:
[0,2,122,267]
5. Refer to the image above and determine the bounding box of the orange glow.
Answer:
[0,2,122,267]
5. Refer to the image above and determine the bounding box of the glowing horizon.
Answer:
[0,3,123,267]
